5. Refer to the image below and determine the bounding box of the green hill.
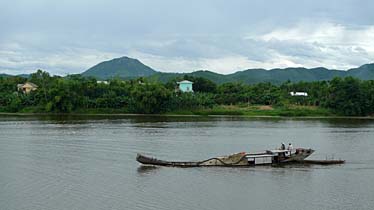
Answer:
[148,70,233,83]
[347,64,374,79]
[0,73,11,77]
[0,73,29,78]
[82,56,157,79]
[78,57,374,83]
[3,56,373,84]
[225,67,347,84]
[149,64,374,84]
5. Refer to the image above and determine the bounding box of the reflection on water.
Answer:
[137,166,160,175]
[0,115,374,210]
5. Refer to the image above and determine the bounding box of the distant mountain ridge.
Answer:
[0,73,29,78]
[80,56,374,84]
[2,56,374,84]
[149,64,374,84]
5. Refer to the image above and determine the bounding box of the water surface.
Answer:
[1,115,373,210]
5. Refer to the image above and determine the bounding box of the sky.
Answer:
[1,0,374,75]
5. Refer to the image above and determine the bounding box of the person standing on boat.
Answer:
[287,143,293,155]
[281,143,286,150]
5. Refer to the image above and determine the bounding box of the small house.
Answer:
[17,82,38,93]
[97,80,109,85]
[290,91,308,96]
[176,80,193,92]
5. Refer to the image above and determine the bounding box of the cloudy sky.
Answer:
[1,0,373,75]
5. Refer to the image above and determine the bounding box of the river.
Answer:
[0,115,373,210]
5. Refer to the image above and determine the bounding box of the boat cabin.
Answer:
[246,154,274,165]
[245,149,289,165]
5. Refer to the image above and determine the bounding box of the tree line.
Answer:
[0,70,373,116]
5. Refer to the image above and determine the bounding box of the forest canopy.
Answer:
[1,70,373,116]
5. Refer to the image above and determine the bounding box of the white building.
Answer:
[290,92,308,96]
[176,80,194,92]
[97,81,109,85]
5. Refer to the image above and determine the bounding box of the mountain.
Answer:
[79,57,374,83]
[0,73,11,77]
[149,64,374,84]
[148,70,232,84]
[346,64,374,79]
[0,73,29,78]
[82,56,157,79]
[3,56,373,83]
[225,67,347,84]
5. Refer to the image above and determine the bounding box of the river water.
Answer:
[0,115,373,210]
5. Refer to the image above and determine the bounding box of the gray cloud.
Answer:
[0,0,373,74]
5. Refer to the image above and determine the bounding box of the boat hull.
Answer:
[136,148,316,167]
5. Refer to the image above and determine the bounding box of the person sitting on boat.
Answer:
[287,143,293,155]
[281,143,286,150]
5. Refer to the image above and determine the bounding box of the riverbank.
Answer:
[2,105,374,119]
[166,105,334,117]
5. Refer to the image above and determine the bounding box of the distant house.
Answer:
[290,91,308,96]
[97,80,109,85]
[176,80,193,92]
[17,82,38,93]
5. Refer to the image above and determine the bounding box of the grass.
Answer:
[166,105,334,117]
[1,104,334,117]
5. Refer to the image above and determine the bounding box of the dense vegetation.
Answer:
[1,70,373,116]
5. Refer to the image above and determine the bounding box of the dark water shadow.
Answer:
[137,165,161,175]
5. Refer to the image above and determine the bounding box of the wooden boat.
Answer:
[136,148,332,167]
